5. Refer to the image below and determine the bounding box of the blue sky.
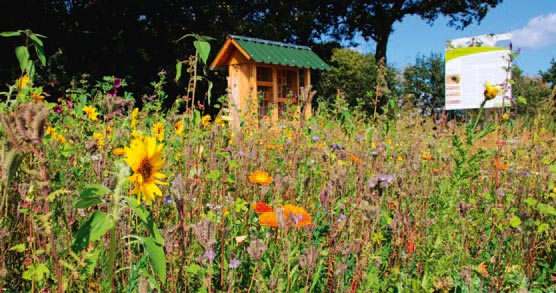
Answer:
[352,0,556,76]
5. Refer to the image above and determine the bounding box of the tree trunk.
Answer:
[374,26,391,64]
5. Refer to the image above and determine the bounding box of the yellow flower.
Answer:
[123,135,167,204]
[31,93,44,103]
[17,75,30,90]
[46,126,56,137]
[484,81,503,101]
[130,108,139,129]
[248,170,273,185]
[82,105,99,121]
[93,132,104,149]
[201,114,211,127]
[56,134,67,144]
[174,120,183,135]
[152,122,164,141]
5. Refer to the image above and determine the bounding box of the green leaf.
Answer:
[524,197,538,207]
[22,263,50,281]
[142,236,166,284]
[28,33,44,47]
[537,223,549,233]
[0,31,22,37]
[124,196,164,244]
[537,203,556,216]
[194,40,211,64]
[184,263,201,274]
[206,170,221,180]
[9,243,26,252]
[206,79,213,105]
[509,215,521,228]
[34,44,46,66]
[517,96,527,105]
[175,61,182,82]
[72,211,114,252]
[76,184,109,208]
[15,46,30,72]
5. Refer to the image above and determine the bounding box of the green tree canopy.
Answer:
[331,0,503,62]
[402,53,445,116]
[317,48,399,115]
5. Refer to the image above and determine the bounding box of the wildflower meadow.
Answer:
[1,29,556,293]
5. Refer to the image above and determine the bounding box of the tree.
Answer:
[317,48,399,115]
[332,0,503,62]
[511,65,552,117]
[402,53,444,115]
[540,58,556,88]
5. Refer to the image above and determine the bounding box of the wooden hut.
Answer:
[210,35,331,128]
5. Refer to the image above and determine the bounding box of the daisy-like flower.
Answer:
[130,108,139,129]
[152,122,164,141]
[421,153,432,161]
[93,132,105,149]
[123,135,167,204]
[46,126,56,137]
[201,114,211,127]
[82,105,99,121]
[483,81,503,101]
[31,93,44,103]
[253,202,273,214]
[249,170,273,185]
[174,120,183,135]
[258,204,311,228]
[56,134,67,144]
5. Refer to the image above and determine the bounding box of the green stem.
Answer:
[107,227,117,293]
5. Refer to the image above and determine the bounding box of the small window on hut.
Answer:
[258,86,272,116]
[257,67,272,82]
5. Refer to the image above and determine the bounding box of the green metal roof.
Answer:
[230,35,331,71]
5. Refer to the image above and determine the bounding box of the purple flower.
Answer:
[53,104,63,114]
[113,78,122,88]
[107,88,117,97]
[338,213,346,222]
[228,258,241,269]
[165,196,173,204]
[496,187,506,198]
[65,100,73,108]
[311,135,320,142]
[115,108,122,116]
[205,249,215,262]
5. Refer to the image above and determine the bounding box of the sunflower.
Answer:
[152,122,164,141]
[201,114,211,127]
[123,135,167,204]
[174,120,183,135]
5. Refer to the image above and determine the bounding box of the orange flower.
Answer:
[348,154,361,164]
[258,204,311,228]
[421,153,432,161]
[112,148,126,156]
[249,170,273,185]
[493,161,508,170]
[253,202,273,214]
[478,262,489,278]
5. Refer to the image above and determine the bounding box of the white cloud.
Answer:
[512,13,556,49]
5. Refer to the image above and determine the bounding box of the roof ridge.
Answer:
[228,34,311,50]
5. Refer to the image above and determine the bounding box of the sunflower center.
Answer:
[139,159,153,180]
